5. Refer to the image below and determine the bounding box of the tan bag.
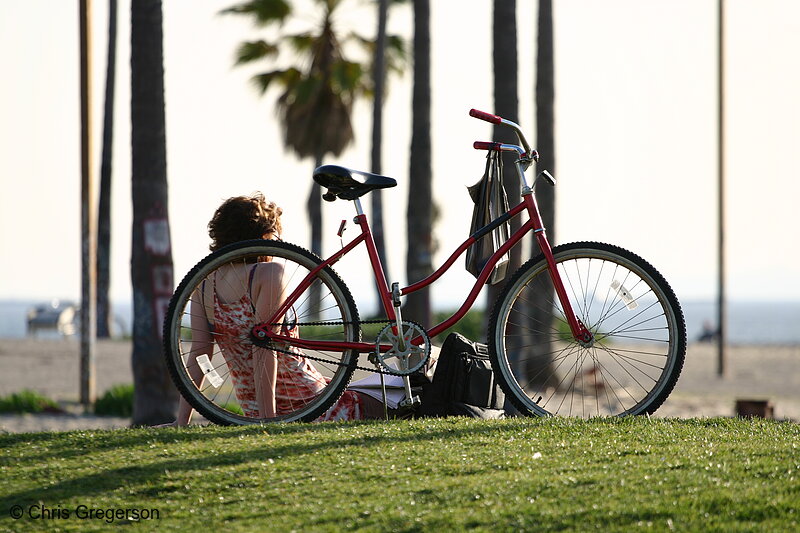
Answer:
[465,151,510,285]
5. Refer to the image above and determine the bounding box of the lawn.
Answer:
[1,417,798,532]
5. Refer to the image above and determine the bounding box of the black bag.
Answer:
[417,332,505,419]
[465,151,510,285]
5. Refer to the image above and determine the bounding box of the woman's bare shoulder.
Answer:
[252,261,284,282]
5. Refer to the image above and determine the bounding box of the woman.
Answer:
[164,193,382,426]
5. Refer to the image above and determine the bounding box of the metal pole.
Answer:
[717,0,727,377]
[80,0,97,406]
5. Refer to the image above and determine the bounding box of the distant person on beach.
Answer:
[159,193,383,427]
[697,320,718,343]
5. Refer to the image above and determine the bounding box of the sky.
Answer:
[1,0,799,315]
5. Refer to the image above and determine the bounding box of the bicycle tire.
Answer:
[163,239,360,425]
[488,241,686,417]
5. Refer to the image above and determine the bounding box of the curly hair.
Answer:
[208,193,283,251]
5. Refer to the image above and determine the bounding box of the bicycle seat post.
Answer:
[352,197,365,217]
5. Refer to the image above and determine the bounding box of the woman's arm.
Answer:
[170,288,214,426]
[251,262,285,419]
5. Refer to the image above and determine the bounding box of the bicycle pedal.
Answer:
[399,395,421,408]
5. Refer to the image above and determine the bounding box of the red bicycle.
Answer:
[163,109,686,424]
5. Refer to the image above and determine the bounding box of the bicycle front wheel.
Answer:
[489,242,686,417]
[163,240,360,425]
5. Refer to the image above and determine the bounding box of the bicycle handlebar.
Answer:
[469,108,502,124]
[473,141,503,151]
[473,141,539,163]
[469,108,535,160]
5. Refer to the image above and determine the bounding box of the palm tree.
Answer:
[223,0,404,318]
[485,0,520,331]
[130,0,177,425]
[536,0,555,238]
[404,0,433,329]
[526,0,558,386]
[97,0,117,339]
[369,0,390,316]
[367,0,408,317]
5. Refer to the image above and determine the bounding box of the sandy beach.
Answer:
[0,338,133,434]
[0,338,797,433]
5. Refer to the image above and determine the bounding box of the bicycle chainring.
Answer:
[372,321,431,376]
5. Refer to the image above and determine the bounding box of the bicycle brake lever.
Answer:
[536,170,556,187]
[337,219,347,249]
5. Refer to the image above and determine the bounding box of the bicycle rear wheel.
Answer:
[488,242,686,417]
[163,240,360,425]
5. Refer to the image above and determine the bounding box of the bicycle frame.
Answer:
[254,110,592,353]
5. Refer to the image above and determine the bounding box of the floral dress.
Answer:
[209,269,364,421]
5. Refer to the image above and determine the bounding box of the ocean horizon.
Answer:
[0,298,798,345]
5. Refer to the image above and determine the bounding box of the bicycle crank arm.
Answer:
[399,375,420,408]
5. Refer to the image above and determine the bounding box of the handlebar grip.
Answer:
[473,141,503,151]
[469,108,502,124]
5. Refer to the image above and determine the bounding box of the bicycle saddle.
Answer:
[313,165,397,201]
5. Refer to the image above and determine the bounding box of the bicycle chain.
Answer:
[254,319,419,376]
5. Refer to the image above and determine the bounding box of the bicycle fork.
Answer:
[523,192,594,346]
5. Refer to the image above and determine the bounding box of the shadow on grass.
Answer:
[0,415,780,464]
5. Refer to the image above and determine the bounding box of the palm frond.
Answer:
[234,40,280,65]
[332,60,366,95]
[220,0,291,26]
[385,34,407,74]
[292,77,323,105]
[286,33,315,54]
[364,0,410,5]
[282,85,354,159]
[250,67,301,95]
[345,32,372,50]
[346,31,407,77]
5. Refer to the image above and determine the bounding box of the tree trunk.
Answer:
[486,0,519,325]
[526,0,558,386]
[404,0,433,329]
[130,0,177,425]
[307,153,324,320]
[97,0,117,339]
[536,0,555,239]
[370,0,389,318]
[79,0,96,407]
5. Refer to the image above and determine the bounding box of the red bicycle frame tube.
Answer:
[523,194,592,343]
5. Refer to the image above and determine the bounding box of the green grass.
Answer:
[1,418,798,532]
[432,309,485,344]
[0,390,60,414]
[93,384,134,418]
